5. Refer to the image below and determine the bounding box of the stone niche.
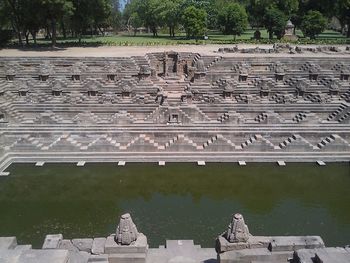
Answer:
[6,68,16,81]
[106,63,120,81]
[193,59,207,81]
[295,79,310,97]
[153,51,190,78]
[138,65,152,80]
[235,63,250,82]
[274,63,286,81]
[258,79,273,97]
[340,69,350,81]
[308,64,320,81]
[222,80,237,99]
[39,68,50,81]
[329,79,340,96]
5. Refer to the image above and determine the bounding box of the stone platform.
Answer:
[0,51,350,172]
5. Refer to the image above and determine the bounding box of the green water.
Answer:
[0,163,349,248]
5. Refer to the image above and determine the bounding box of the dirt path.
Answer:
[1,44,350,57]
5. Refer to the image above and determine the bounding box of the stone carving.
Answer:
[195,59,206,73]
[272,63,286,81]
[115,213,139,245]
[225,213,250,243]
[294,79,310,96]
[5,68,16,81]
[139,65,152,79]
[221,80,237,98]
[329,79,341,96]
[256,78,274,97]
[283,20,298,41]
[232,63,250,81]
[106,63,120,81]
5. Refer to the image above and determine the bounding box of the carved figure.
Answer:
[225,213,250,243]
[115,213,139,245]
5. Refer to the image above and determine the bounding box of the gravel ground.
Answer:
[1,44,350,57]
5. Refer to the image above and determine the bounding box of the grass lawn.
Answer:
[16,29,350,47]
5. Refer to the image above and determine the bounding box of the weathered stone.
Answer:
[115,213,139,245]
[91,237,106,255]
[105,234,148,254]
[72,238,93,253]
[58,239,79,252]
[0,237,17,249]
[42,234,63,249]
[226,213,250,243]
[268,236,325,252]
[17,249,69,263]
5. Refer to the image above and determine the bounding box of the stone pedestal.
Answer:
[105,234,148,263]
[105,234,148,254]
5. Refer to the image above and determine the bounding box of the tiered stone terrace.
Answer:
[0,51,350,171]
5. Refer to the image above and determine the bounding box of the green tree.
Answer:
[22,0,45,44]
[4,0,25,45]
[92,0,112,36]
[41,0,74,46]
[274,0,298,17]
[130,12,143,36]
[300,10,327,39]
[138,0,165,37]
[71,0,92,42]
[218,2,248,39]
[263,7,287,39]
[182,6,207,39]
[159,0,183,37]
[246,0,274,29]
[334,0,350,37]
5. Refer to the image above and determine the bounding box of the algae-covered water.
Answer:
[0,163,349,248]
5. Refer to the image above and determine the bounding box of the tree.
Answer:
[263,7,287,39]
[91,0,112,36]
[129,12,143,35]
[71,0,91,42]
[247,0,274,29]
[274,0,298,17]
[41,0,74,46]
[138,0,165,37]
[300,10,327,39]
[4,0,25,45]
[334,0,350,37]
[159,0,183,37]
[218,2,248,39]
[182,6,207,39]
[22,0,45,44]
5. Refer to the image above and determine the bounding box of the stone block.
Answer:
[42,234,63,249]
[0,237,17,249]
[0,249,23,262]
[268,236,324,252]
[219,248,293,263]
[108,253,146,263]
[104,234,148,254]
[216,236,270,253]
[88,254,109,262]
[14,245,32,252]
[72,238,93,253]
[59,239,79,252]
[17,249,69,263]
[92,237,106,255]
